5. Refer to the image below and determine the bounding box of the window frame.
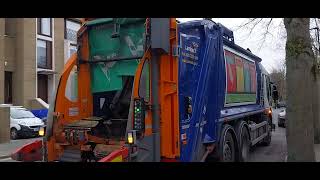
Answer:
[37,18,52,37]
[223,45,258,107]
[69,43,77,58]
[37,39,52,69]
[64,18,81,41]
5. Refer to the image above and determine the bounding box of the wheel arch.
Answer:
[11,124,21,131]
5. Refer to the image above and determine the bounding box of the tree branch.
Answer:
[258,18,273,50]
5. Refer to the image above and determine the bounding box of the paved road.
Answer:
[248,108,287,162]
[1,109,287,162]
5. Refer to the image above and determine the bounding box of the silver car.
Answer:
[278,109,286,127]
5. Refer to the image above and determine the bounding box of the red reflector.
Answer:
[161,158,179,162]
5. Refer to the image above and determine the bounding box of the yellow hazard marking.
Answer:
[111,156,123,162]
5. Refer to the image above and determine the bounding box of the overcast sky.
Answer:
[177,18,286,73]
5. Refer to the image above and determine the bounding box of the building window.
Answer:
[37,18,52,37]
[65,19,81,42]
[37,39,52,69]
[5,18,10,36]
[65,66,78,102]
[69,44,77,58]
[4,18,16,36]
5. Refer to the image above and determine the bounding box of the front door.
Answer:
[37,74,48,103]
[4,71,12,104]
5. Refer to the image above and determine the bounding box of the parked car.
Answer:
[277,101,286,108]
[31,108,48,125]
[31,108,48,133]
[278,109,286,127]
[10,107,45,140]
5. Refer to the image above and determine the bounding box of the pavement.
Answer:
[0,137,42,162]
[248,107,320,162]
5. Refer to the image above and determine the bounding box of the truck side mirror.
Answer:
[133,98,146,133]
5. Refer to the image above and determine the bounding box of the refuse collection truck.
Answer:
[12,18,275,162]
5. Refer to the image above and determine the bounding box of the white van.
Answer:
[10,107,45,140]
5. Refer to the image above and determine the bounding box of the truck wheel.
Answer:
[235,121,250,162]
[261,125,272,146]
[10,128,18,140]
[239,127,250,161]
[219,125,236,162]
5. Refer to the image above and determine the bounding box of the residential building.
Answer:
[0,18,82,109]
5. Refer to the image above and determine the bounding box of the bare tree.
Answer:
[312,58,320,144]
[285,18,315,161]
[237,18,317,161]
[310,19,320,144]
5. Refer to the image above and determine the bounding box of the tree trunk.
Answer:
[313,57,320,144]
[284,18,315,161]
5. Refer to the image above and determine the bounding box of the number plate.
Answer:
[33,128,39,131]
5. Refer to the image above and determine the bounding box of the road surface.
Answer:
[248,107,287,162]
[0,109,287,162]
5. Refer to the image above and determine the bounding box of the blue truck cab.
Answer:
[177,20,273,162]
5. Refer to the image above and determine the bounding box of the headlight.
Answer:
[39,127,45,136]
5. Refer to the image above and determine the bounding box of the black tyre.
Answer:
[10,128,18,140]
[261,121,272,146]
[219,125,236,162]
[239,127,250,162]
[235,121,250,162]
[261,133,271,146]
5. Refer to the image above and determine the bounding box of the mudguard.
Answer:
[11,140,43,162]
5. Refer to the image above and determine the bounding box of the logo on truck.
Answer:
[185,42,199,54]
[182,39,200,65]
